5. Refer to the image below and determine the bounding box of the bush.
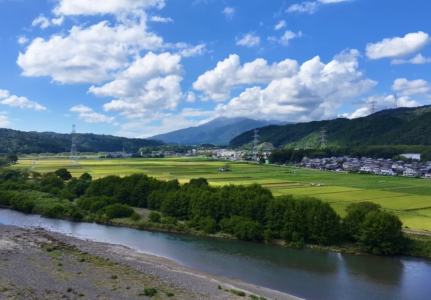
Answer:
[199,216,218,234]
[103,204,135,219]
[130,212,142,221]
[161,216,177,225]
[230,289,246,296]
[43,204,66,219]
[148,212,161,223]
[138,288,157,297]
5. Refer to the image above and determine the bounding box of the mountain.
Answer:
[229,105,431,149]
[149,117,289,145]
[0,128,164,154]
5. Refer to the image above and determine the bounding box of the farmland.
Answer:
[13,157,431,231]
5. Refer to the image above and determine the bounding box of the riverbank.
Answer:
[0,224,302,300]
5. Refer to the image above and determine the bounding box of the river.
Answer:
[1,209,430,300]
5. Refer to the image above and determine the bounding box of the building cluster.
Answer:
[301,156,431,178]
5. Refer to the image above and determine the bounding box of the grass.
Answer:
[230,289,246,296]
[12,157,431,231]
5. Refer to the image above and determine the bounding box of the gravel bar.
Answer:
[0,224,303,300]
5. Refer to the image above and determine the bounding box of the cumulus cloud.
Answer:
[210,50,376,121]
[178,44,207,57]
[275,20,286,30]
[286,2,318,14]
[366,31,430,59]
[18,14,166,84]
[340,95,420,119]
[88,52,183,119]
[0,115,10,127]
[392,78,430,96]
[150,16,173,23]
[287,0,353,14]
[52,16,65,26]
[0,89,46,111]
[32,15,51,29]
[193,54,299,101]
[53,0,165,16]
[236,33,260,47]
[17,36,28,45]
[70,105,93,113]
[186,91,196,103]
[391,53,431,65]
[69,105,115,123]
[222,7,235,18]
[79,112,115,123]
[269,30,302,46]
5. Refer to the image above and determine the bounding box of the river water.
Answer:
[1,209,430,300]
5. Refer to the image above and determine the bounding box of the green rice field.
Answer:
[13,157,431,231]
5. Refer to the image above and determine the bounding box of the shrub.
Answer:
[43,204,66,219]
[138,288,157,297]
[130,212,142,221]
[230,289,246,296]
[148,212,161,223]
[161,216,177,225]
[103,204,135,219]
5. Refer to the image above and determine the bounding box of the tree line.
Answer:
[0,167,411,256]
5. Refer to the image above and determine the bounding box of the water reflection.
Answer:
[1,209,431,300]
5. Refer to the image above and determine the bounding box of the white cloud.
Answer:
[64,114,71,117]
[88,52,184,119]
[179,44,207,57]
[286,2,318,14]
[17,36,28,45]
[340,95,420,119]
[287,0,353,14]
[212,50,377,121]
[193,54,299,101]
[236,33,260,47]
[150,16,173,23]
[222,7,235,18]
[69,104,115,123]
[18,14,166,84]
[366,31,430,59]
[70,104,93,113]
[391,53,431,65]
[269,30,302,46]
[32,15,51,29]
[186,91,196,103]
[79,112,115,123]
[0,95,47,111]
[275,20,286,30]
[392,78,430,96]
[0,89,46,111]
[0,115,10,127]
[53,0,165,16]
[52,16,65,26]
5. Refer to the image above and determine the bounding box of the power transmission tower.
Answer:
[320,128,327,148]
[393,94,398,109]
[253,129,259,158]
[69,125,78,164]
[369,98,377,114]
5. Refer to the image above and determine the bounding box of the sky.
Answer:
[0,0,430,138]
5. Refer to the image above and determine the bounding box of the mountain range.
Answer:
[0,129,164,154]
[149,117,290,145]
[229,105,431,149]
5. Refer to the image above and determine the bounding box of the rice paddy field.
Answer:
[13,157,431,231]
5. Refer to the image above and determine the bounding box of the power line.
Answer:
[320,127,327,148]
[393,94,398,109]
[69,124,78,164]
[369,98,377,114]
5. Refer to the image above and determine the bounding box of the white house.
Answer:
[400,153,421,160]
[380,169,396,176]
[403,168,420,177]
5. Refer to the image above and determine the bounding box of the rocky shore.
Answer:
[0,224,302,300]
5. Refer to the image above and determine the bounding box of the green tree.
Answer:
[148,212,161,223]
[343,202,381,240]
[6,154,18,164]
[357,211,404,255]
[55,168,72,181]
[79,172,93,181]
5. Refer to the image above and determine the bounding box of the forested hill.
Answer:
[229,105,431,149]
[0,128,164,154]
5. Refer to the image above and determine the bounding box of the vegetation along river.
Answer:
[1,209,430,300]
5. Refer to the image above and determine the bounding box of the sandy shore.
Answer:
[0,224,303,300]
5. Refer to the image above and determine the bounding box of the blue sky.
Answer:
[0,0,430,138]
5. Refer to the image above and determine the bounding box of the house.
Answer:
[400,153,421,160]
[403,168,420,177]
[380,168,396,176]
